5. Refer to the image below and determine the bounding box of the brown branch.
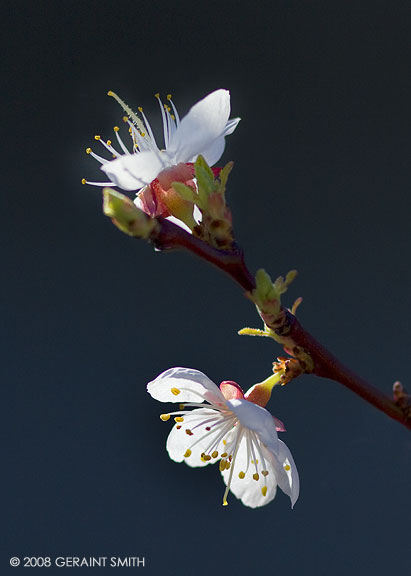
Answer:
[151,217,411,430]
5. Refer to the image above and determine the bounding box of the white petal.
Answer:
[197,116,241,166]
[222,117,241,136]
[196,135,226,166]
[266,439,300,508]
[101,151,166,191]
[167,89,231,163]
[226,399,279,454]
[147,367,225,405]
[166,409,227,468]
[220,435,278,508]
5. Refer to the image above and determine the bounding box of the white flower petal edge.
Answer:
[103,150,166,191]
[147,367,225,405]
[147,367,299,509]
[98,89,240,192]
[167,89,232,163]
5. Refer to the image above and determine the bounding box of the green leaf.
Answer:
[196,165,215,196]
[195,154,214,180]
[172,181,196,203]
[218,161,234,193]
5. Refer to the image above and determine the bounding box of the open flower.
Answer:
[147,367,299,509]
[84,90,240,226]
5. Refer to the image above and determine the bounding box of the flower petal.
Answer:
[222,117,241,136]
[187,117,241,165]
[265,439,300,508]
[147,367,225,405]
[226,399,279,454]
[167,89,232,164]
[219,381,245,401]
[101,151,166,191]
[195,135,226,166]
[220,435,278,508]
[166,409,227,468]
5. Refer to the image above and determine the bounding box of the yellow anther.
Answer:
[163,104,168,110]
[261,486,268,497]
[253,473,260,481]
[185,429,193,436]
[219,460,226,472]
[176,425,182,430]
[223,440,227,445]
[138,106,143,112]
[167,94,172,100]
[251,459,259,465]
[171,114,175,121]
[221,452,227,458]
[184,449,192,458]
[160,414,170,421]
[203,454,211,461]
[86,147,92,154]
[262,470,269,477]
[174,416,184,423]
[155,93,160,98]
[140,132,146,137]
[225,461,231,470]
[94,135,101,141]
[107,90,115,97]
[211,451,218,459]
[113,126,120,132]
[284,464,291,471]
[238,471,245,479]
[106,140,112,146]
[81,178,86,185]
[123,116,129,122]
[179,404,185,410]
[171,387,180,396]
[223,499,229,507]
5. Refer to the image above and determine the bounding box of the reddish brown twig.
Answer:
[152,217,411,430]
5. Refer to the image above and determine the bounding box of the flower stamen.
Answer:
[222,427,244,506]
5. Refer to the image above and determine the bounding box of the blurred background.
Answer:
[2,1,410,574]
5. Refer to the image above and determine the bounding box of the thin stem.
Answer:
[150,217,411,430]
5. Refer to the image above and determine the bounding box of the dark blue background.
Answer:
[3,1,410,574]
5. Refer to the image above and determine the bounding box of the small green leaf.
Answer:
[218,161,234,193]
[196,165,215,196]
[195,154,214,180]
[171,182,196,203]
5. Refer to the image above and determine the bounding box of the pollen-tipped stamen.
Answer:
[167,94,180,125]
[222,427,244,507]
[155,93,169,149]
[113,126,130,154]
[107,91,146,134]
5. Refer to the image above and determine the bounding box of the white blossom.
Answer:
[147,367,299,509]
[84,89,240,192]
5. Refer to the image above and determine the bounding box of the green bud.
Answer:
[103,188,158,238]
[255,269,275,300]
